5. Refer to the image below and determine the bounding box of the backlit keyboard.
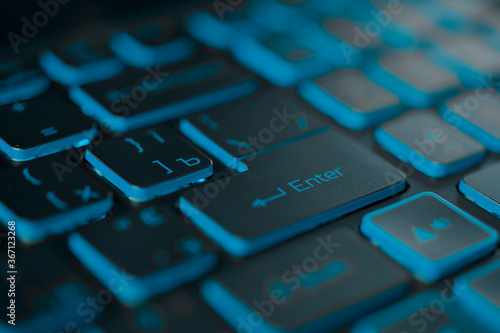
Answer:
[1,0,500,332]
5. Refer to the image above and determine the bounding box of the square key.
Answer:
[459,162,500,218]
[361,192,498,282]
[454,258,500,333]
[375,110,486,178]
[299,69,403,130]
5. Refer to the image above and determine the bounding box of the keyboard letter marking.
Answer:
[22,168,42,186]
[124,138,144,153]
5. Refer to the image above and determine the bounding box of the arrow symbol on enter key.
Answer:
[252,187,287,208]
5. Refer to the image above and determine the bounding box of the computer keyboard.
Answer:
[0,0,500,332]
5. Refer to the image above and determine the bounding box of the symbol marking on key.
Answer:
[198,114,220,131]
[11,102,26,113]
[296,113,309,131]
[225,138,252,149]
[146,129,165,143]
[252,187,287,208]
[74,185,100,203]
[22,168,42,186]
[41,127,58,136]
[412,226,438,244]
[124,138,144,153]
[152,160,173,174]
[45,191,69,211]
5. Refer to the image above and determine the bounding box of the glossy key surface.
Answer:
[361,192,498,282]
[85,125,213,202]
[179,130,406,257]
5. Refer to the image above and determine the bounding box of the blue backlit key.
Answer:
[186,10,260,50]
[0,155,113,243]
[0,57,50,105]
[454,258,500,333]
[440,89,500,153]
[299,68,404,130]
[317,17,382,66]
[431,36,500,88]
[0,88,98,161]
[375,110,486,178]
[109,18,198,68]
[201,228,410,332]
[367,52,460,109]
[0,240,105,332]
[230,32,334,87]
[352,290,475,332]
[180,90,330,172]
[86,125,213,202]
[361,192,498,282]
[93,286,232,332]
[70,53,258,132]
[179,130,406,257]
[68,203,218,306]
[39,37,125,85]
[459,162,500,218]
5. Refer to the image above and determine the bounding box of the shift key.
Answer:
[179,130,406,257]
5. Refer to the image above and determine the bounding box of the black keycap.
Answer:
[94,286,232,333]
[459,162,500,218]
[361,192,498,282]
[0,239,104,332]
[0,88,98,162]
[0,56,50,105]
[85,125,213,202]
[70,53,258,132]
[375,109,486,178]
[0,155,113,243]
[39,34,125,85]
[69,202,218,306]
[180,90,331,172]
[179,130,406,257]
[201,228,411,332]
[440,89,500,153]
[299,68,403,130]
[368,52,459,109]
[109,18,198,68]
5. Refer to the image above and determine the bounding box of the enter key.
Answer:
[179,130,406,257]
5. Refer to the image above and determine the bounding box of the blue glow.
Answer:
[454,259,500,333]
[366,59,459,109]
[201,275,409,333]
[85,149,213,202]
[0,126,97,162]
[179,118,248,173]
[68,232,218,306]
[361,192,499,283]
[69,79,258,133]
[459,179,500,218]
[178,180,406,258]
[0,195,113,243]
[0,72,50,106]
[299,79,404,130]
[374,126,486,178]
[108,32,197,68]
[39,50,125,86]
[438,104,500,153]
